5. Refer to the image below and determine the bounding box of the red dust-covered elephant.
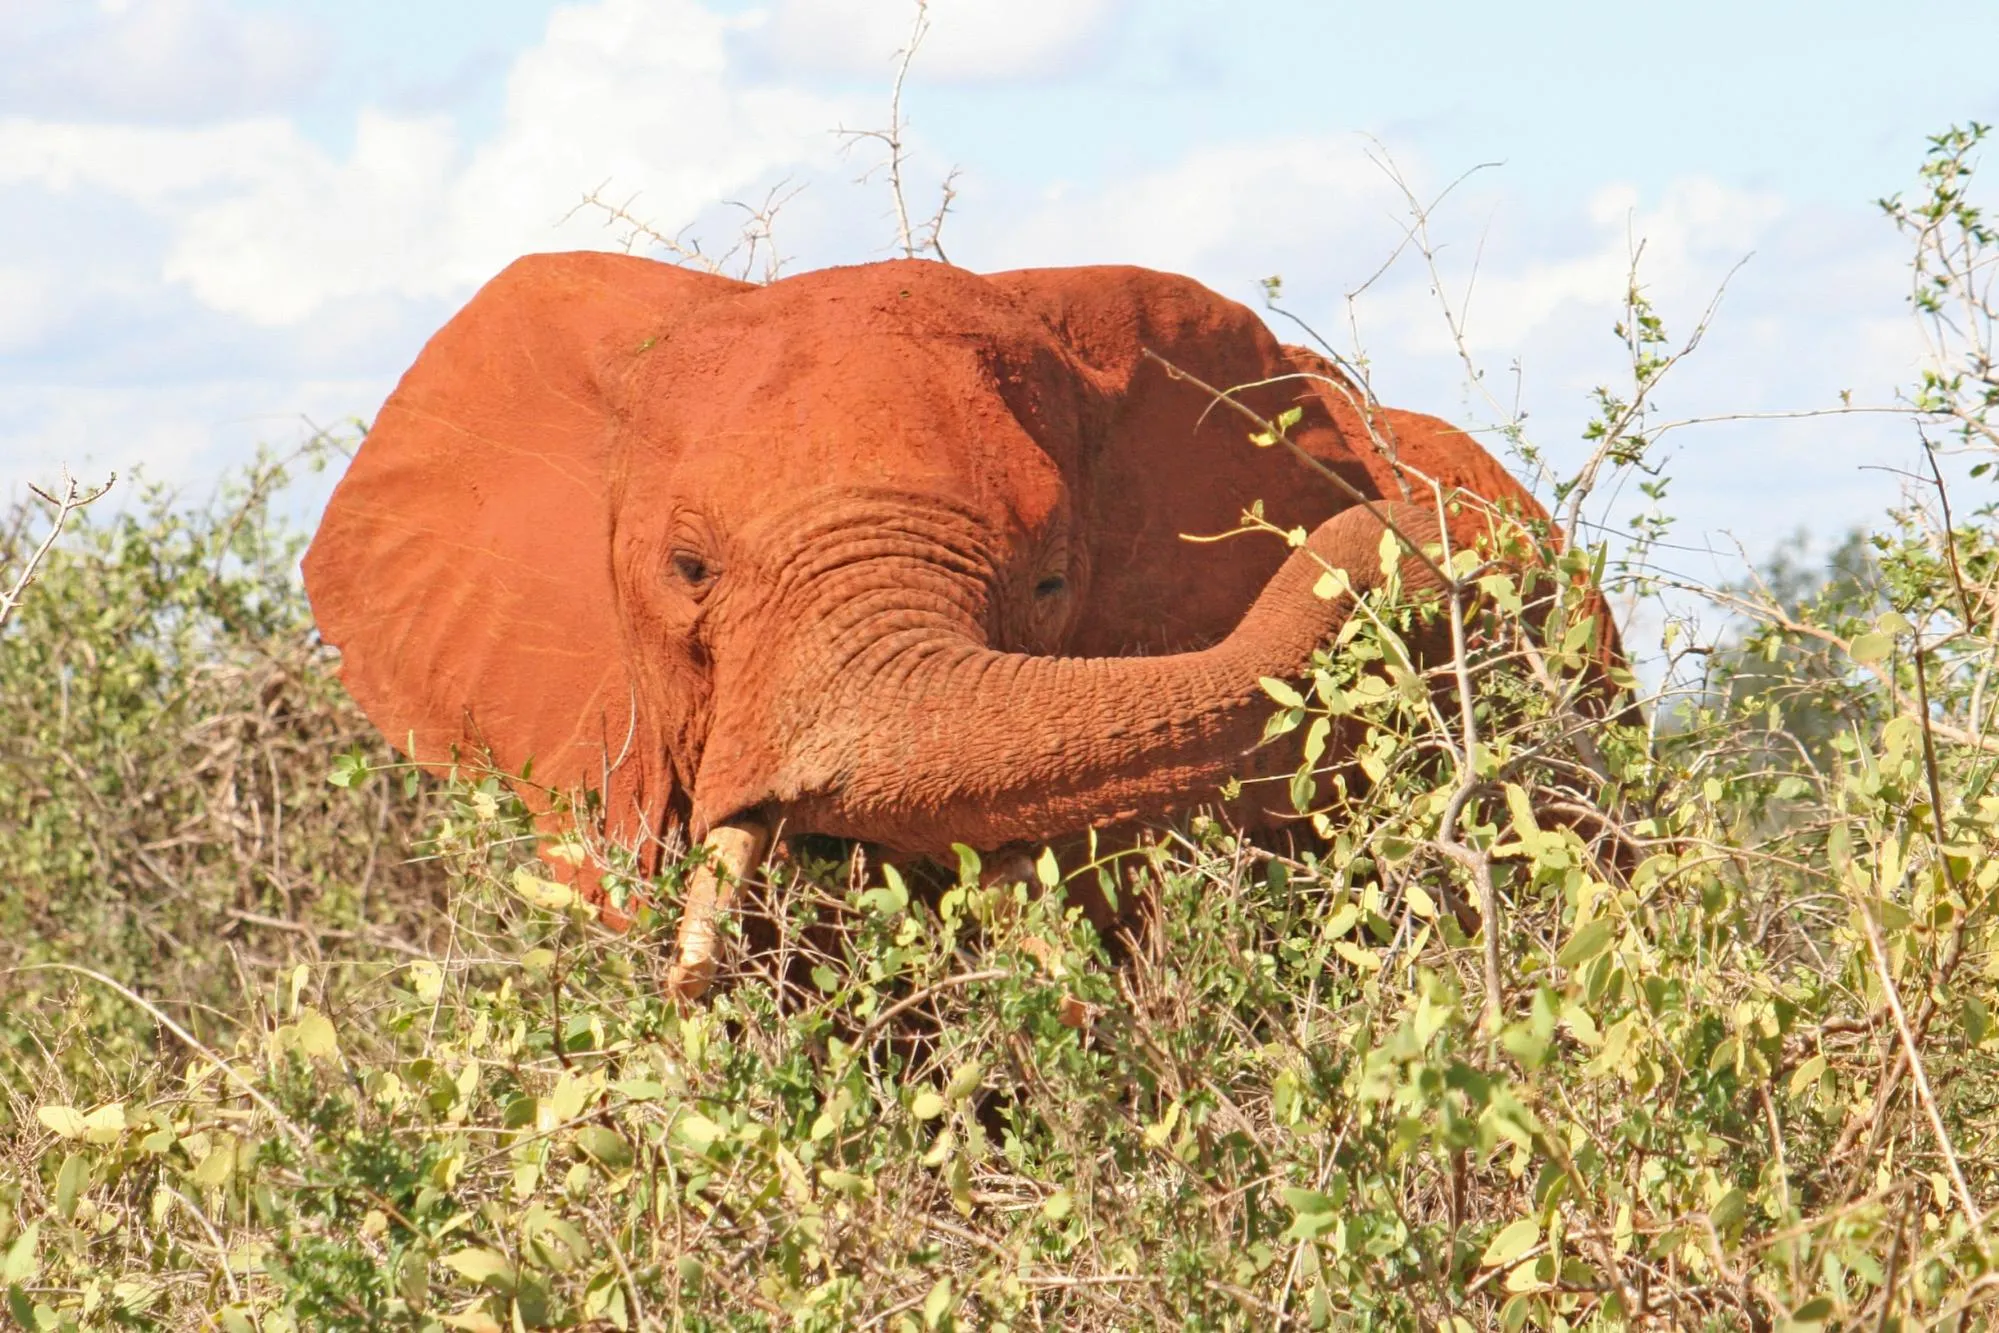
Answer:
[303,253,1581,995]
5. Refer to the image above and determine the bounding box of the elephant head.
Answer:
[304,253,1508,990]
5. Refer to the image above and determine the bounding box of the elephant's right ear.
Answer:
[303,251,746,842]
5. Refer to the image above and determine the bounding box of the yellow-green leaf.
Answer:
[923,1275,956,1329]
[1788,1054,1827,1099]
[408,960,444,1003]
[1405,884,1438,920]
[2,1223,38,1285]
[189,1141,235,1189]
[1557,917,1616,970]
[1480,1217,1540,1268]
[512,865,575,910]
[1848,632,1894,664]
[1333,940,1381,972]
[1312,568,1351,601]
[547,1074,593,1124]
[615,1079,666,1102]
[81,1103,126,1145]
[1259,677,1305,709]
[574,1126,633,1171]
[441,1246,515,1290]
[294,1007,340,1061]
[35,1106,86,1140]
[54,1153,88,1220]
[672,1112,723,1152]
[819,1168,869,1196]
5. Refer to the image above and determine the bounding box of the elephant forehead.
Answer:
[622,321,1078,533]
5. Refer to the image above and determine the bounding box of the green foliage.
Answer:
[0,436,444,1066]
[2,129,1998,1330]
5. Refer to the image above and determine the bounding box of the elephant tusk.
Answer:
[666,818,770,1000]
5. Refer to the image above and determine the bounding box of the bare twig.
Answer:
[1,468,115,634]
[834,0,957,261]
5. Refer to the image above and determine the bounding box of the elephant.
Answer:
[303,252,1597,996]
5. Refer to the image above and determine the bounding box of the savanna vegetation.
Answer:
[1,126,1997,1331]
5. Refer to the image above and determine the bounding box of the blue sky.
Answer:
[5,0,1997,639]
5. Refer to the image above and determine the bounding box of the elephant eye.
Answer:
[669,549,717,591]
[1034,573,1067,599]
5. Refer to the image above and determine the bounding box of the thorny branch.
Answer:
[564,179,807,285]
[836,0,959,262]
[0,468,114,634]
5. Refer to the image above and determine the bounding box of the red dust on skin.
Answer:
[302,253,1613,916]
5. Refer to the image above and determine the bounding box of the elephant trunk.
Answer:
[767,502,1446,856]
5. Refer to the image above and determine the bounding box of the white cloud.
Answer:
[0,0,1948,601]
[755,0,1123,82]
[961,134,1931,567]
[0,0,325,121]
[0,264,55,354]
[0,0,859,327]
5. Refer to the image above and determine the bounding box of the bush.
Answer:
[0,130,1995,1331]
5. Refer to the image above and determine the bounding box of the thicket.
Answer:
[0,128,1995,1331]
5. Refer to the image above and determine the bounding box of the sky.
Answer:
[5,0,1998,643]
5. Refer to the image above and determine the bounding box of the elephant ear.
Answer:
[983,266,1384,656]
[303,251,748,850]
[1281,342,1633,691]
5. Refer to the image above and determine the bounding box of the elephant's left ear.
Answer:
[983,265,1382,652]
[303,251,746,847]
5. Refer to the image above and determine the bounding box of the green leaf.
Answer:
[1281,1208,1341,1240]
[1848,632,1894,664]
[1301,715,1331,766]
[1281,1187,1339,1217]
[910,1091,947,1121]
[1377,527,1401,578]
[408,960,444,1003]
[1480,1217,1540,1268]
[2,1224,38,1285]
[1259,676,1305,708]
[1556,917,1616,970]
[189,1141,235,1189]
[1790,1296,1835,1323]
[819,1169,868,1196]
[923,1275,955,1330]
[54,1153,88,1220]
[1709,1187,1748,1231]
[294,1007,340,1061]
[34,1106,85,1140]
[574,1126,633,1171]
[1788,1054,1827,1099]
[859,869,909,915]
[951,844,982,886]
[946,1061,982,1103]
[441,1247,516,1291]
[671,1112,724,1152]
[547,1074,593,1124]
[614,1079,667,1103]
